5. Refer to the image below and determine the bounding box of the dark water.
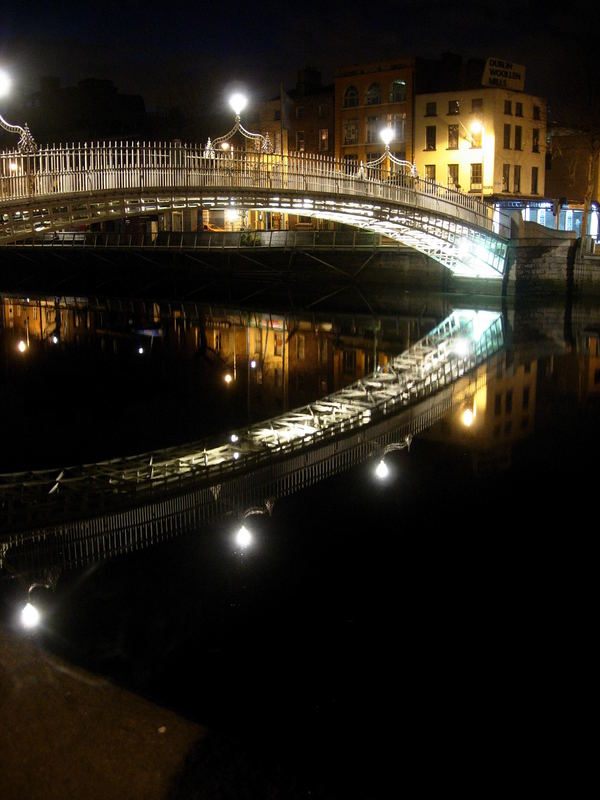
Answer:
[1,284,597,796]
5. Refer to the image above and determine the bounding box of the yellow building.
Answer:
[335,58,415,171]
[414,87,546,200]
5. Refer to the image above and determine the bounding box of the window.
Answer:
[366,83,381,105]
[343,86,359,108]
[531,166,539,194]
[503,124,511,149]
[504,99,512,114]
[366,116,380,143]
[514,125,522,150]
[318,103,328,117]
[342,350,356,374]
[447,163,459,189]
[505,390,513,415]
[425,101,437,116]
[425,125,436,150]
[514,164,521,193]
[470,163,482,190]
[343,154,358,174]
[502,164,510,192]
[318,338,327,363]
[274,333,283,356]
[343,119,358,145]
[389,112,406,144]
[390,79,406,102]
[425,164,436,182]
[522,386,530,410]
[495,393,502,415]
[532,128,540,153]
[471,98,483,112]
[274,109,281,121]
[447,124,459,149]
[296,106,304,119]
[533,105,541,120]
[296,131,305,151]
[296,334,305,360]
[471,126,482,148]
[515,101,523,117]
[319,128,329,151]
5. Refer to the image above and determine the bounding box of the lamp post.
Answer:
[206,92,273,156]
[363,127,417,183]
[20,582,52,630]
[0,69,37,154]
[234,499,274,551]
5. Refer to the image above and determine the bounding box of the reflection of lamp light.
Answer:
[0,69,11,98]
[373,435,412,481]
[224,373,233,384]
[233,499,274,552]
[461,408,475,427]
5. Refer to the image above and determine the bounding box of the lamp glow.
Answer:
[0,69,11,98]
[461,408,475,427]
[470,120,483,135]
[224,373,233,384]
[380,127,394,147]
[229,93,247,116]
[375,459,389,480]
[236,525,252,549]
[17,340,27,353]
[21,602,40,629]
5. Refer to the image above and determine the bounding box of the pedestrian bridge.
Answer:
[0,308,505,574]
[1,142,510,279]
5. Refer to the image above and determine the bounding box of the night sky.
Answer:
[2,1,598,116]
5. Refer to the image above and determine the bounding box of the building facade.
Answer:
[334,58,415,172]
[414,87,547,201]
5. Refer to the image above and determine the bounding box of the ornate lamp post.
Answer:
[204,92,273,157]
[373,435,413,480]
[0,69,37,154]
[361,127,417,182]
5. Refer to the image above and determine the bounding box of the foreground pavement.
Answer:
[0,628,205,800]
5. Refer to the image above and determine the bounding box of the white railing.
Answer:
[0,142,511,238]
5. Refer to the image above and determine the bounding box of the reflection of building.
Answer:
[426,349,538,473]
[414,87,546,201]
[334,58,414,171]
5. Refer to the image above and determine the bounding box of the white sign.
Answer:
[482,58,526,91]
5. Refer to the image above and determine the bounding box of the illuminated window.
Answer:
[319,128,329,151]
[366,83,381,105]
[448,99,459,115]
[343,120,358,145]
[390,80,406,102]
[343,86,359,108]
[447,124,459,149]
[447,164,459,189]
[471,127,482,148]
[514,125,522,151]
[425,164,436,182]
[425,125,436,151]
[274,333,283,356]
[470,163,482,190]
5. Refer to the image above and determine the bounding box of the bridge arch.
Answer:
[0,142,510,278]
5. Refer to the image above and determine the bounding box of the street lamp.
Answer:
[362,127,417,182]
[20,582,51,630]
[205,91,273,157]
[0,68,37,153]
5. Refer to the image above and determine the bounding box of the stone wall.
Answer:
[505,217,577,296]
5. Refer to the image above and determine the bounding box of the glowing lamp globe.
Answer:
[380,127,394,147]
[229,93,247,116]
[0,69,11,98]
[470,120,483,135]
[375,459,389,480]
[21,602,41,629]
[236,525,252,549]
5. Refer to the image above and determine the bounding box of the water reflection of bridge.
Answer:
[0,308,504,574]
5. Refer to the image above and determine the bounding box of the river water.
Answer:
[0,278,597,797]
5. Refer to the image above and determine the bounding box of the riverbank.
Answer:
[0,627,204,800]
